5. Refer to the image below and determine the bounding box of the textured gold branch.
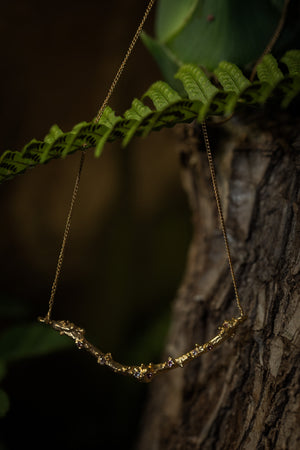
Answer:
[38,315,246,383]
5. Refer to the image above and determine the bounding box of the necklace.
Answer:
[39,0,246,383]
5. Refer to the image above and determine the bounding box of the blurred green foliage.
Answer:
[142,0,300,85]
[0,389,9,418]
[0,296,71,417]
[0,323,71,362]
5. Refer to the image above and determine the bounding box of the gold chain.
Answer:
[39,0,246,383]
[95,0,156,123]
[40,120,246,383]
[201,122,244,318]
[46,151,85,321]
[43,0,156,321]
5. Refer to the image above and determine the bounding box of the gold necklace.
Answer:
[39,0,246,383]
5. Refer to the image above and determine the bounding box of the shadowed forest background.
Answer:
[0,1,191,449]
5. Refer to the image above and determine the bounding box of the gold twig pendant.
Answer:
[39,315,246,382]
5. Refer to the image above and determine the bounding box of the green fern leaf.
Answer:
[124,99,152,121]
[122,99,152,147]
[256,54,284,86]
[281,50,300,77]
[44,125,64,145]
[214,62,251,115]
[94,127,113,158]
[143,81,182,110]
[214,61,251,95]
[97,106,121,127]
[254,54,284,104]
[175,64,218,120]
[280,77,300,108]
[141,111,164,138]
[59,121,89,159]
[175,64,218,103]
[94,108,122,157]
[280,50,300,107]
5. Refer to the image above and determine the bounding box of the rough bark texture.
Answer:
[137,111,300,450]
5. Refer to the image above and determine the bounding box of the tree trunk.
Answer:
[137,110,300,450]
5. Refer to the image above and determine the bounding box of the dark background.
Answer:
[0,1,191,449]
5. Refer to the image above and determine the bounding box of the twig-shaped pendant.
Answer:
[39,315,246,382]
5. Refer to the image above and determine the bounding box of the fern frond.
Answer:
[0,50,299,184]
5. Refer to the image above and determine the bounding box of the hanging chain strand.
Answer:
[210,0,290,311]
[95,0,156,123]
[200,0,290,307]
[201,121,244,318]
[44,0,156,321]
[46,151,85,321]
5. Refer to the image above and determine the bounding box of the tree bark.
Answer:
[137,110,300,450]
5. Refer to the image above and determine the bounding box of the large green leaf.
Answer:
[141,32,184,91]
[155,0,199,43]
[168,1,279,66]
[149,0,300,84]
